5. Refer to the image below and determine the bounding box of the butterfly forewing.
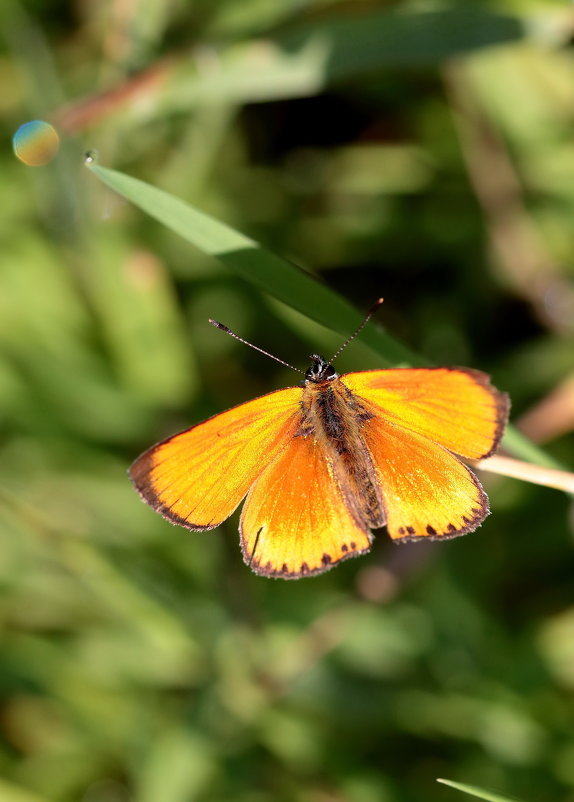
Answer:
[343,368,509,460]
[129,388,302,530]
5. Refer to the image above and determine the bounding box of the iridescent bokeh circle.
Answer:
[13,120,60,166]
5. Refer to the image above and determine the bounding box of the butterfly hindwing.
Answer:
[363,414,489,541]
[240,431,372,578]
[129,388,302,530]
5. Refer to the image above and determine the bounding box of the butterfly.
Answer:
[129,300,509,579]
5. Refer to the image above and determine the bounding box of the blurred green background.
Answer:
[2,1,574,801]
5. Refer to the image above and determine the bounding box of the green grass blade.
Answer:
[86,162,419,366]
[437,778,524,802]
[165,10,526,108]
[501,427,565,471]
[86,161,569,474]
[279,9,526,78]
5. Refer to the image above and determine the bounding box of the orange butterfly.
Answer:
[130,300,509,579]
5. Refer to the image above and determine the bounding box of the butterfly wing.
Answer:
[129,388,302,530]
[363,415,488,541]
[240,432,372,578]
[343,367,509,460]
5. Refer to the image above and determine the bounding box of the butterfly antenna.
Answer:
[209,319,305,375]
[329,297,384,363]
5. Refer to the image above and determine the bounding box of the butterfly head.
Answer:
[305,354,339,383]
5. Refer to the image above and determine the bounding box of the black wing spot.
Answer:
[447,523,457,533]
[426,525,437,536]
[300,562,310,574]
[398,526,405,535]
[349,541,356,550]
[406,526,416,535]
[321,553,332,566]
[341,543,349,553]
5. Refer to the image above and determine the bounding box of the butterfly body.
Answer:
[131,349,509,579]
[299,356,385,532]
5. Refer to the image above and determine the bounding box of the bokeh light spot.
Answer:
[13,120,60,166]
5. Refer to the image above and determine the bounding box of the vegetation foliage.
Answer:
[1,1,574,801]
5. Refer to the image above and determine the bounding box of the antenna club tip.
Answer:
[209,319,227,331]
[363,297,384,319]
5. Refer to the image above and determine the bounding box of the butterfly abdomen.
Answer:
[300,379,385,530]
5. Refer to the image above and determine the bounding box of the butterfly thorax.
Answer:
[298,369,386,530]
